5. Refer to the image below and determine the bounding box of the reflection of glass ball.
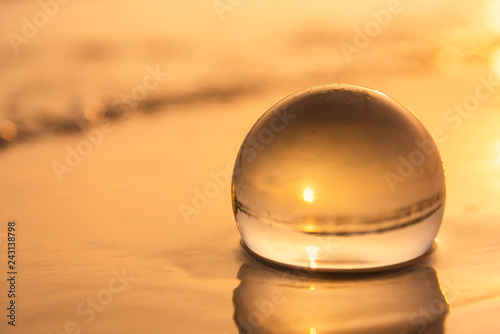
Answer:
[233,263,448,333]
[231,84,446,271]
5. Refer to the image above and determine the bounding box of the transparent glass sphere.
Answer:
[231,84,446,271]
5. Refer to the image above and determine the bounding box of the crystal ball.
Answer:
[231,84,446,271]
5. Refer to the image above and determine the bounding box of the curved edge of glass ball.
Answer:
[231,84,446,272]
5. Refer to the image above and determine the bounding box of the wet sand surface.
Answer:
[1,0,500,333]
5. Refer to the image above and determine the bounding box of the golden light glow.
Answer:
[302,217,319,233]
[303,187,314,203]
[496,141,500,165]
[493,49,500,78]
[309,328,317,334]
[485,0,500,33]
[306,246,317,269]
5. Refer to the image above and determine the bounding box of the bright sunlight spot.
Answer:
[306,246,317,269]
[303,187,314,203]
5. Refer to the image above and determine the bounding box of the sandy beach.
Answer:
[1,0,500,333]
